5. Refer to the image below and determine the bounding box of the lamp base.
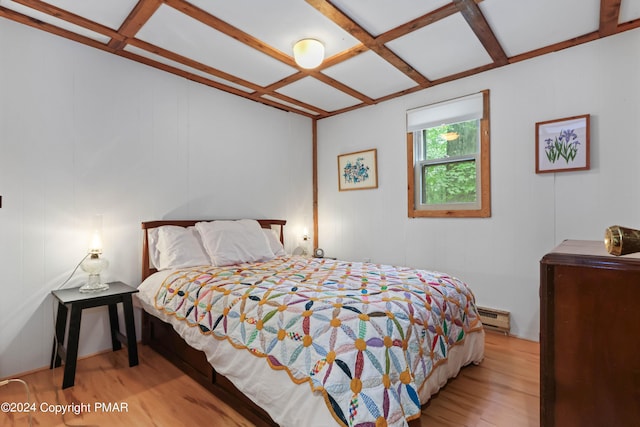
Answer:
[80,254,109,293]
[79,274,109,293]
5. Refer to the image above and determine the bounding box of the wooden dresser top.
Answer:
[542,239,640,269]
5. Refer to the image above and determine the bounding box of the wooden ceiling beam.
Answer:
[264,73,307,92]
[377,0,485,45]
[257,91,329,117]
[305,0,431,87]
[118,46,327,117]
[0,4,114,53]
[118,49,319,118]
[264,69,374,109]
[312,74,375,105]
[265,45,370,94]
[164,0,297,68]
[109,0,162,50]
[509,31,600,64]
[118,49,255,98]
[125,0,333,113]
[599,0,621,37]
[453,0,508,66]
[125,40,328,116]
[320,44,369,69]
[126,38,260,91]
[617,16,640,33]
[165,0,375,104]
[376,3,460,45]
[3,0,635,120]
[11,0,122,41]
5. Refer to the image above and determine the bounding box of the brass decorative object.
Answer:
[604,225,640,256]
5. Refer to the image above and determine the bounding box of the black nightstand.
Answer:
[50,281,139,389]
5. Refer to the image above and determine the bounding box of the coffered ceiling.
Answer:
[1,0,639,119]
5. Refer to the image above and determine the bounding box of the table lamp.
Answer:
[79,215,109,292]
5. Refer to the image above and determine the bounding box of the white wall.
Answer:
[317,29,640,341]
[0,20,313,378]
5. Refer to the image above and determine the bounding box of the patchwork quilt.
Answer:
[153,256,483,427]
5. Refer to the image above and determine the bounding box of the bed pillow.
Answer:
[263,228,286,257]
[156,225,210,270]
[147,227,161,269]
[196,219,275,266]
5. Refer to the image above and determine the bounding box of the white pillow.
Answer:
[156,226,210,270]
[196,220,275,266]
[263,228,286,257]
[147,227,161,269]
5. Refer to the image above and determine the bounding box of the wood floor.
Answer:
[1,331,539,427]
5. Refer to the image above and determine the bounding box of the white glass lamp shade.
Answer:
[88,230,103,254]
[293,39,324,69]
[79,214,109,292]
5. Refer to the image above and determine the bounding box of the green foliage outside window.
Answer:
[421,120,479,205]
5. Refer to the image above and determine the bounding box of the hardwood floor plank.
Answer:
[422,332,540,427]
[1,331,539,426]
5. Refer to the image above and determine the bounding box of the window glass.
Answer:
[422,160,477,205]
[407,90,490,218]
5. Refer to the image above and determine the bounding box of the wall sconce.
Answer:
[293,39,324,69]
[79,215,109,293]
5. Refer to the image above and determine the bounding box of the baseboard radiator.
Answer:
[477,306,510,334]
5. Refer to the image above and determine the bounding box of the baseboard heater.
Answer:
[477,306,510,334]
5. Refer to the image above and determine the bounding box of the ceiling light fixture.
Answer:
[293,39,324,69]
[441,132,460,141]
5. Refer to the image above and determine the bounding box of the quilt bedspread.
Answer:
[153,256,483,427]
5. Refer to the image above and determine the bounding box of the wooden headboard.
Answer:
[141,219,286,281]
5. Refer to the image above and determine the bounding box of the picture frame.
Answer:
[338,148,378,191]
[536,114,590,173]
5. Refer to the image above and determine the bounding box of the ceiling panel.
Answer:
[187,0,360,58]
[261,95,321,116]
[480,0,601,57]
[386,13,493,80]
[135,4,297,87]
[276,77,362,112]
[330,0,450,36]
[41,0,137,30]
[322,51,417,99]
[0,0,110,43]
[1,0,638,119]
[124,45,255,93]
[620,0,640,23]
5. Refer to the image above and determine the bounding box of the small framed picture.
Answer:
[337,149,378,191]
[536,114,590,173]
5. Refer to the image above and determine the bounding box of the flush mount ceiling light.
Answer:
[293,39,324,69]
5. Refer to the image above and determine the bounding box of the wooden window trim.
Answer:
[407,90,491,218]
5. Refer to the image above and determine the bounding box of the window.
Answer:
[406,90,490,218]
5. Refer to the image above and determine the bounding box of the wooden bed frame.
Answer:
[139,219,422,427]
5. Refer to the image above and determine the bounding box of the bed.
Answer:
[136,219,485,427]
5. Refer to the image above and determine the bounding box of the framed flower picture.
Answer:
[338,149,378,191]
[536,114,590,173]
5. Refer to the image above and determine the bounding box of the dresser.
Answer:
[540,240,640,427]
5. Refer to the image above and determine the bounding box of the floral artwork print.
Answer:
[342,157,370,184]
[536,115,590,173]
[338,149,378,190]
[544,128,581,164]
